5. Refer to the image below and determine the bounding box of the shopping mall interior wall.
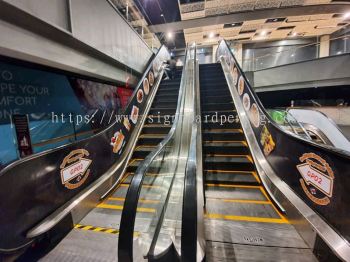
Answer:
[257,85,350,108]
[0,0,153,85]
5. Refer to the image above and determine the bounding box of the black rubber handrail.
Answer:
[118,44,190,262]
[181,43,200,262]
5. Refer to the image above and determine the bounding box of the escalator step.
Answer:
[205,170,259,185]
[203,141,249,154]
[201,95,233,103]
[149,108,177,115]
[201,88,230,94]
[137,134,166,145]
[205,184,267,201]
[201,102,235,111]
[203,129,244,141]
[141,124,172,134]
[204,154,255,171]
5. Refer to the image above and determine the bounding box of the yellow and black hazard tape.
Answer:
[74,224,119,234]
[74,224,140,236]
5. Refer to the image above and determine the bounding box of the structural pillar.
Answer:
[234,43,243,66]
[212,44,218,63]
[319,35,330,58]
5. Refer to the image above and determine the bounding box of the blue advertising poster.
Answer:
[0,62,84,124]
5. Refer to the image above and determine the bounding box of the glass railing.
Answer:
[239,33,350,71]
[267,109,312,140]
[118,43,197,261]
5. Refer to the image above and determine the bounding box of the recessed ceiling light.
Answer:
[167,32,173,39]
[160,14,164,17]
[344,12,350,19]
[260,30,267,36]
[209,32,215,38]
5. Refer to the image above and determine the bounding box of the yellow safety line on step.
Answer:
[259,187,288,221]
[205,183,261,189]
[205,213,288,224]
[205,169,254,174]
[251,171,261,183]
[204,140,247,145]
[97,203,155,213]
[205,153,254,163]
[108,197,160,204]
[207,197,271,205]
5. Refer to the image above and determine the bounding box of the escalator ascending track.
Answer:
[32,68,183,261]
[199,64,318,261]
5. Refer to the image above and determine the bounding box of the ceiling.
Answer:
[112,0,350,49]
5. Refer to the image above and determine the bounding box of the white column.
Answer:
[234,43,243,66]
[319,35,330,58]
[212,44,218,63]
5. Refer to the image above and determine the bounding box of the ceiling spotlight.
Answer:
[292,32,297,36]
[160,14,164,17]
[209,32,215,38]
[167,32,173,39]
[260,30,267,36]
[344,12,350,19]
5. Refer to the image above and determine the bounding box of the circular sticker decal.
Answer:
[249,103,260,128]
[60,149,92,190]
[242,93,251,111]
[111,130,125,154]
[148,71,154,87]
[143,78,149,96]
[137,89,144,103]
[238,76,244,95]
[297,153,334,206]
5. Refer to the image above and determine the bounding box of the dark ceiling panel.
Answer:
[134,0,185,48]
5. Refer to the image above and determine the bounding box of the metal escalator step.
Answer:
[201,95,233,103]
[203,129,244,141]
[201,103,234,112]
[204,154,255,171]
[149,108,177,115]
[151,101,177,107]
[201,89,230,96]
[205,184,267,201]
[136,134,166,145]
[202,120,241,129]
[205,198,281,220]
[203,141,249,155]
[205,169,259,184]
[141,124,172,134]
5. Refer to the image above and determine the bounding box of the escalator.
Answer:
[199,64,318,261]
[22,69,183,261]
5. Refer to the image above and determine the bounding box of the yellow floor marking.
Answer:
[206,183,261,189]
[251,171,261,183]
[108,197,159,204]
[74,224,140,237]
[204,140,247,146]
[259,187,288,221]
[206,198,271,205]
[97,203,155,213]
[205,213,288,224]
